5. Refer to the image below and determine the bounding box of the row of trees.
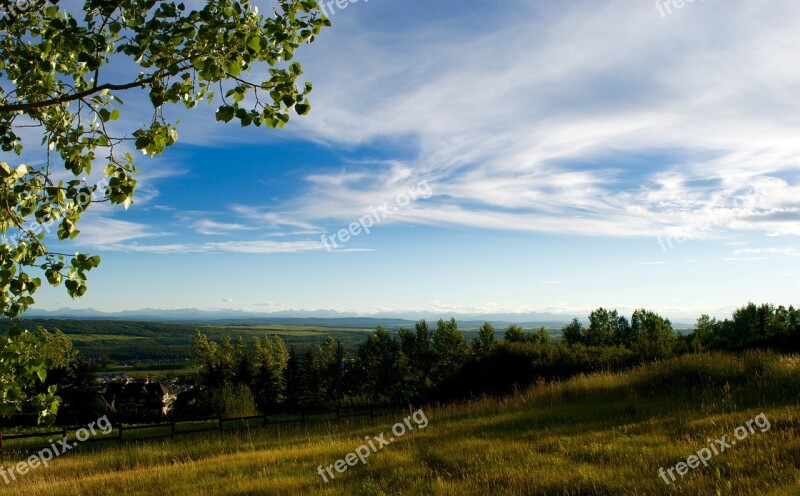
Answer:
[561,308,676,358]
[191,303,800,415]
[689,303,800,351]
[5,302,796,422]
[191,318,471,414]
[192,333,290,415]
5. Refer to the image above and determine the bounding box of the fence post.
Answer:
[171,421,176,438]
[62,426,68,444]
[370,405,374,418]
[118,423,124,441]
[263,413,268,427]
[219,416,224,433]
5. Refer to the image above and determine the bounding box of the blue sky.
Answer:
[22,0,800,320]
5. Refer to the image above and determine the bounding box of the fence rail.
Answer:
[0,404,409,460]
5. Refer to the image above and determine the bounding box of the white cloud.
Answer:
[38,0,800,249]
[99,240,324,254]
[225,0,800,241]
[734,247,800,257]
[231,206,323,231]
[74,215,166,246]
[191,219,258,236]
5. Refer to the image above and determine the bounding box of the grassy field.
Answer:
[2,352,799,495]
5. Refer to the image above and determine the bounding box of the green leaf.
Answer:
[295,103,310,116]
[227,60,243,77]
[216,106,235,122]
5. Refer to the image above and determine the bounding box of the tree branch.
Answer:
[0,74,163,113]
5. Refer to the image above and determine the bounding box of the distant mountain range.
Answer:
[20,307,695,329]
[21,307,580,328]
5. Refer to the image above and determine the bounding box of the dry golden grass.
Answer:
[2,351,799,495]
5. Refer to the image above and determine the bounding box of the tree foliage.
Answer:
[561,318,584,346]
[0,0,327,316]
[398,320,434,394]
[1,0,326,423]
[0,327,60,422]
[688,303,800,351]
[36,328,98,424]
[251,335,288,411]
[431,318,466,384]
[470,321,495,356]
[585,307,630,347]
[356,327,408,403]
[503,324,525,343]
[630,308,675,358]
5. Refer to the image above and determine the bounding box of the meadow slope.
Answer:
[2,352,799,496]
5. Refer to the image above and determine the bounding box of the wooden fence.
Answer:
[0,404,409,460]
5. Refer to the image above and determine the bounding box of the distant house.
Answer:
[102,379,177,417]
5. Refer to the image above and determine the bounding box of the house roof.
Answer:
[102,381,174,405]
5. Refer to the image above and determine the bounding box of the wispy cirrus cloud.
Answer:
[190,219,258,236]
[224,0,800,241]
[734,247,800,258]
[100,240,325,254]
[73,215,167,246]
[56,0,800,253]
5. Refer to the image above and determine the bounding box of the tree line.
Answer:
[6,301,798,423]
[189,302,800,416]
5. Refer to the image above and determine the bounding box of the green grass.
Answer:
[2,351,799,495]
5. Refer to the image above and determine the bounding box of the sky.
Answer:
[14,0,800,321]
